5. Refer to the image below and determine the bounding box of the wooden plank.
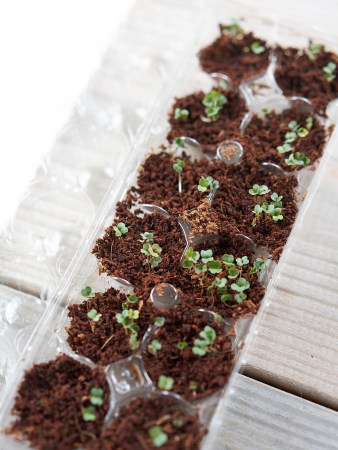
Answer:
[243,128,338,409]
[203,374,338,450]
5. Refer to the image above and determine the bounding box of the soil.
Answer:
[67,288,156,366]
[241,107,327,171]
[93,396,205,450]
[275,45,338,115]
[8,354,109,450]
[199,31,270,86]
[167,90,247,153]
[143,307,234,402]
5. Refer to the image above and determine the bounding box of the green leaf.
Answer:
[177,341,188,350]
[113,222,128,237]
[194,263,207,274]
[208,260,222,274]
[189,380,198,390]
[184,247,200,263]
[148,425,168,448]
[200,325,216,344]
[174,137,185,148]
[173,158,185,173]
[192,346,206,356]
[250,41,265,55]
[297,127,309,138]
[127,294,138,304]
[220,293,232,302]
[158,375,174,390]
[81,286,95,298]
[155,316,165,327]
[228,268,240,279]
[201,249,213,263]
[231,277,250,292]
[87,308,102,323]
[174,108,189,119]
[82,406,96,422]
[148,339,162,354]
[235,292,247,303]
[221,18,243,35]
[236,256,249,266]
[248,184,270,196]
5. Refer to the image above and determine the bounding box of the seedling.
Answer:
[189,381,198,390]
[177,341,188,350]
[221,18,243,36]
[158,375,174,390]
[236,256,249,266]
[116,303,140,350]
[89,388,104,406]
[174,108,189,119]
[172,418,185,428]
[202,90,227,121]
[285,152,310,166]
[173,158,185,194]
[81,286,95,298]
[208,277,232,302]
[231,278,250,303]
[249,184,270,196]
[127,294,138,304]
[182,247,200,269]
[140,232,162,268]
[82,406,96,422]
[249,257,267,274]
[192,325,216,356]
[174,137,185,148]
[87,308,102,323]
[113,222,128,237]
[250,41,265,55]
[148,339,162,354]
[307,42,322,61]
[250,186,284,226]
[198,176,219,202]
[148,425,168,448]
[323,61,336,82]
[154,316,165,327]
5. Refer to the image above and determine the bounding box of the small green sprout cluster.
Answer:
[87,308,102,323]
[174,108,189,119]
[173,158,185,194]
[155,316,165,327]
[250,41,265,55]
[202,90,227,121]
[192,325,216,356]
[113,222,128,237]
[81,286,95,298]
[174,137,185,148]
[116,302,140,350]
[82,387,104,422]
[307,42,322,61]
[148,339,162,354]
[148,425,168,448]
[158,375,174,390]
[198,176,219,202]
[249,185,283,226]
[276,118,312,166]
[183,247,265,304]
[140,232,162,268]
[221,18,243,36]
[323,61,336,82]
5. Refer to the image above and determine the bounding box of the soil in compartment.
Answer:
[275,44,338,115]
[241,107,327,171]
[93,396,205,450]
[67,287,156,366]
[7,354,109,450]
[142,307,234,402]
[199,29,270,86]
[167,89,247,154]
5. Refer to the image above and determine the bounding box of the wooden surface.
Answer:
[204,374,338,450]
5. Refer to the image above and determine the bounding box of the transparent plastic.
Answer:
[1,1,338,449]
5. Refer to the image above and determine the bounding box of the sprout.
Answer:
[116,304,140,350]
[249,257,266,274]
[306,116,313,130]
[202,90,227,121]
[127,294,138,304]
[277,143,292,154]
[172,418,185,428]
[222,254,235,269]
[189,381,198,390]
[307,42,322,61]
[182,247,200,269]
[208,260,222,274]
[177,341,188,350]
[87,308,102,323]
[148,339,162,354]
[284,131,297,143]
[285,152,310,167]
[201,249,213,263]
[192,325,216,356]
[113,222,128,237]
[323,61,336,82]
[173,158,185,194]
[174,137,185,148]
[198,176,219,201]
[158,375,174,390]
[174,108,189,119]
[141,240,162,268]
[154,316,165,327]
[250,41,265,55]
[250,189,284,225]
[89,388,104,406]
[148,425,168,448]
[140,232,154,243]
[248,184,270,196]
[81,286,95,298]
[231,277,250,292]
[82,406,96,422]
[221,18,243,36]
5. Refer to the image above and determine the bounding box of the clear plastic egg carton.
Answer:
[1,1,337,448]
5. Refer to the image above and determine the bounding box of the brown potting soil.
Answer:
[93,396,205,450]
[274,45,338,115]
[199,31,270,86]
[242,107,327,170]
[167,90,247,153]
[8,355,109,450]
[143,307,234,402]
[67,288,156,366]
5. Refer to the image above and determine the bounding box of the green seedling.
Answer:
[87,308,102,323]
[177,341,188,350]
[307,42,322,61]
[182,247,200,269]
[148,339,162,354]
[276,118,312,164]
[249,184,270,196]
[113,222,128,237]
[174,137,185,148]
[81,286,95,298]
[174,108,189,119]
[198,176,219,202]
[250,41,265,55]
[173,158,185,194]
[189,381,198,390]
[250,187,284,226]
[141,241,162,268]
[202,90,227,121]
[89,388,104,406]
[127,294,138,304]
[82,406,96,422]
[221,18,243,36]
[192,325,216,356]
[158,375,174,390]
[140,232,154,243]
[231,277,250,303]
[285,152,310,166]
[236,256,249,266]
[172,418,185,428]
[323,61,336,82]
[249,257,267,274]
[116,303,140,350]
[148,425,168,448]
[155,316,165,327]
